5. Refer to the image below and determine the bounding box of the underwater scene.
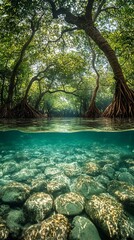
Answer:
[0,118,134,240]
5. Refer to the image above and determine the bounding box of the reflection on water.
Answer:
[0,117,134,132]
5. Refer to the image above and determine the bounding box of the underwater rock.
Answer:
[129,166,134,175]
[71,175,105,199]
[6,209,25,238]
[102,164,115,179]
[31,179,47,193]
[60,162,81,177]
[52,173,71,186]
[21,214,70,240]
[69,216,101,240]
[14,152,30,162]
[12,168,39,182]
[0,179,13,186]
[82,162,100,176]
[1,182,30,205]
[23,192,53,223]
[115,171,134,185]
[54,192,85,216]
[95,174,110,187]
[0,217,9,240]
[47,180,69,197]
[0,204,10,220]
[124,159,134,167]
[0,168,3,178]
[108,180,134,213]
[2,161,20,175]
[44,167,62,178]
[85,193,133,240]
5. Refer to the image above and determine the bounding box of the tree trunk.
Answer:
[81,24,134,117]
[79,25,134,117]
[0,78,5,106]
[85,39,100,118]
[35,91,46,110]
[11,77,44,118]
[11,99,43,118]
[52,6,134,117]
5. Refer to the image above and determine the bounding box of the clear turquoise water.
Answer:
[0,118,134,240]
[0,118,134,164]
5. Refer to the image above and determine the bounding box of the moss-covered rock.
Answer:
[82,162,100,176]
[31,179,47,193]
[54,192,85,216]
[21,214,70,240]
[61,162,81,177]
[108,180,134,213]
[23,192,53,223]
[71,175,105,199]
[0,217,9,240]
[6,209,25,238]
[47,180,69,197]
[0,182,30,205]
[85,193,133,239]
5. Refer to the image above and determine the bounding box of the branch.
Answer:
[7,11,44,105]
[94,2,118,22]
[47,89,79,97]
[47,27,78,44]
[85,0,95,22]
[35,87,79,109]
[24,64,54,100]
[46,0,59,18]
[93,0,106,22]
[88,38,100,103]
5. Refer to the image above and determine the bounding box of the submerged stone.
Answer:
[71,175,105,199]
[102,164,115,179]
[0,217,9,240]
[44,167,62,178]
[61,162,81,177]
[54,192,85,216]
[6,209,25,238]
[82,162,100,176]
[0,182,30,205]
[31,179,47,193]
[95,174,110,187]
[23,192,53,223]
[2,161,20,175]
[0,167,3,178]
[47,180,69,197]
[52,173,71,186]
[69,216,101,240]
[0,204,10,220]
[21,214,70,240]
[129,166,134,175]
[108,180,134,213]
[85,193,133,239]
[115,171,134,185]
[12,168,39,182]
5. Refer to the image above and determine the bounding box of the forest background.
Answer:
[0,0,133,118]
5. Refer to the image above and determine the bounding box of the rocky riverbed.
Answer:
[0,131,134,240]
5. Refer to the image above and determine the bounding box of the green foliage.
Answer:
[0,0,133,116]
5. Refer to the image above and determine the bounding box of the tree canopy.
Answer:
[0,0,133,118]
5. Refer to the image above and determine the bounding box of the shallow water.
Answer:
[0,129,134,162]
[0,117,134,132]
[0,118,134,240]
[0,118,134,164]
